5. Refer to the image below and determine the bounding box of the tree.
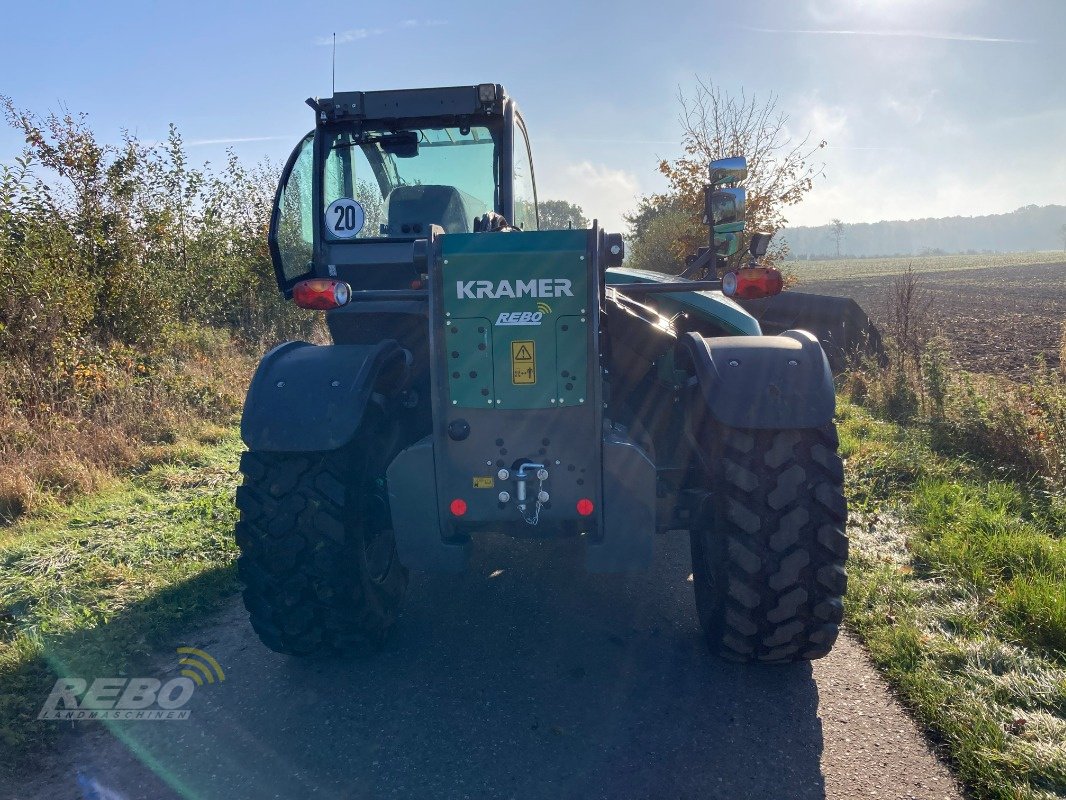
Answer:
[622,196,690,277]
[830,218,845,257]
[537,199,589,230]
[629,79,825,273]
[625,203,691,275]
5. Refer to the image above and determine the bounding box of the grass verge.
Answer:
[0,430,243,775]
[838,400,1066,800]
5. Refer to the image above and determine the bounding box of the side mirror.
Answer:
[749,231,773,258]
[706,187,745,235]
[709,156,747,187]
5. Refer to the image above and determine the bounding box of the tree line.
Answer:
[783,205,1066,258]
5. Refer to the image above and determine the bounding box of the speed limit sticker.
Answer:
[325,198,365,239]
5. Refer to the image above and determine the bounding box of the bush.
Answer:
[0,100,315,522]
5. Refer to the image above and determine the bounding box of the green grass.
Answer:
[788,250,1064,283]
[0,432,243,771]
[839,400,1066,800]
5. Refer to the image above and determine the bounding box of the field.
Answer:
[790,253,1066,379]
[791,251,1065,283]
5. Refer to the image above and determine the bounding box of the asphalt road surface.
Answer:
[11,532,962,800]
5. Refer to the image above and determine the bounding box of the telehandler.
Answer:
[235,83,847,663]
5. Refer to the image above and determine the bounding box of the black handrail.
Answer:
[347,289,429,302]
[607,281,722,294]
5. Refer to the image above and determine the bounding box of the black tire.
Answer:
[690,424,848,663]
[234,415,408,656]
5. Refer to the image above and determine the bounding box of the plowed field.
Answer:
[797,256,1065,379]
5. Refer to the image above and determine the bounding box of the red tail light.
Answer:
[449,498,468,517]
[722,267,783,300]
[292,279,351,310]
[576,498,594,517]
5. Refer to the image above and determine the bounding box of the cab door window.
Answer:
[271,133,314,287]
[512,118,538,231]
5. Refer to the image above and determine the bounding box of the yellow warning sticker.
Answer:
[472,476,495,489]
[511,340,536,385]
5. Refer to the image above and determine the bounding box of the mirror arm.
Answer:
[678,247,716,279]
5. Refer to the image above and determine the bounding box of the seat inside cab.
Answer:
[383,185,480,235]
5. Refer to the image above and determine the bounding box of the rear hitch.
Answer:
[497,462,549,526]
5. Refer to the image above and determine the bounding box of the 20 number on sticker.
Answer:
[325,198,365,239]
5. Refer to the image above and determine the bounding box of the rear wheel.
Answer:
[234,413,408,655]
[690,424,847,663]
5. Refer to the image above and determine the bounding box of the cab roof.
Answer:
[311,84,507,124]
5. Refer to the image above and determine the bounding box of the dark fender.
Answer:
[241,340,409,452]
[677,329,835,430]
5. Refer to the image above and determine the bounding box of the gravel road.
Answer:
[10,531,962,800]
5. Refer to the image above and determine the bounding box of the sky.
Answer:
[1,0,1063,234]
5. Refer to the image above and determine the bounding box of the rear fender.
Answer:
[241,340,410,452]
[677,330,835,430]
[735,291,886,372]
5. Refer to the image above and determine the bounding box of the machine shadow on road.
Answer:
[14,534,829,800]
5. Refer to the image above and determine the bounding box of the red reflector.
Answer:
[292,279,351,310]
[576,498,594,516]
[410,278,424,290]
[449,498,468,517]
[722,267,783,300]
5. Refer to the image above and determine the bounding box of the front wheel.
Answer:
[234,414,408,655]
[690,424,848,663]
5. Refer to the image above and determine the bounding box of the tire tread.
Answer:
[690,424,848,663]
[235,444,407,656]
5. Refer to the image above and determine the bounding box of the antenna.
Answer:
[332,32,336,96]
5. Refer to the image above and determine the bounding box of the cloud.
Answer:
[185,135,296,147]
[316,28,385,46]
[881,90,938,125]
[537,161,642,233]
[742,26,1033,44]
[828,145,910,152]
[788,150,1066,227]
[316,19,442,44]
[801,100,848,142]
[538,137,677,146]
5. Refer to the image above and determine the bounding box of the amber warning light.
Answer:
[292,279,351,310]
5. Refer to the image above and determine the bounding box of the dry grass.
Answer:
[0,325,254,524]
[1060,327,1066,379]
[841,272,1066,494]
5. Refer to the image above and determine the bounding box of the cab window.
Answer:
[273,133,314,283]
[322,125,498,237]
[512,118,538,231]
[322,130,388,239]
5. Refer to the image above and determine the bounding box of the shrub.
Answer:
[0,100,315,522]
[844,274,1066,494]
